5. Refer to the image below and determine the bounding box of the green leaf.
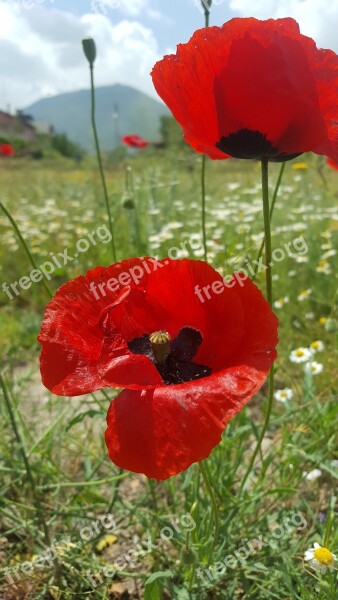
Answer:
[66,410,105,431]
[144,570,173,600]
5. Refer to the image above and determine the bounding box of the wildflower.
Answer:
[298,289,312,301]
[304,361,323,375]
[95,534,117,553]
[122,135,149,149]
[274,297,289,309]
[0,143,15,157]
[305,312,314,320]
[292,162,308,170]
[319,316,328,325]
[304,542,336,573]
[310,340,324,353]
[274,388,293,402]
[152,18,338,163]
[38,258,278,480]
[289,347,312,363]
[303,468,322,481]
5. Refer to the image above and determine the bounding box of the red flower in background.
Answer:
[38,258,278,480]
[327,157,338,170]
[152,18,338,163]
[0,143,15,157]
[122,134,149,149]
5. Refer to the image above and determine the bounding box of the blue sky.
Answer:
[0,0,337,111]
[51,0,235,50]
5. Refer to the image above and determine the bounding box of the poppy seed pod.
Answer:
[82,37,96,65]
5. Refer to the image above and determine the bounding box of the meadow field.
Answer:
[0,148,337,600]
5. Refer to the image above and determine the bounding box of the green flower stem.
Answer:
[253,161,285,279]
[89,63,117,262]
[200,0,212,263]
[0,201,53,299]
[239,158,275,494]
[199,461,219,559]
[202,0,212,27]
[0,374,51,546]
[201,155,208,262]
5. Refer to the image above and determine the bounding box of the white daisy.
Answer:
[310,340,324,353]
[297,289,312,301]
[304,361,323,375]
[303,468,322,481]
[274,388,293,403]
[289,347,312,363]
[304,542,336,573]
[274,297,289,309]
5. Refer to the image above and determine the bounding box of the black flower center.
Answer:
[216,129,302,162]
[127,327,211,385]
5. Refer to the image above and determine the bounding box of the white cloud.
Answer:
[90,0,149,18]
[229,0,338,52]
[0,1,160,111]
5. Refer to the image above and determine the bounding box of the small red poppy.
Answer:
[122,134,149,149]
[0,143,15,157]
[151,18,338,163]
[327,157,338,170]
[38,258,278,480]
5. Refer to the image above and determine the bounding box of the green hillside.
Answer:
[24,84,169,151]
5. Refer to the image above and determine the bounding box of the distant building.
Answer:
[32,121,54,136]
[0,110,36,142]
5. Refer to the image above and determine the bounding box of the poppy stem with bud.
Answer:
[200,0,212,263]
[239,158,275,494]
[82,38,117,262]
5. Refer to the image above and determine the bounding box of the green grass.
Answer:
[0,151,337,599]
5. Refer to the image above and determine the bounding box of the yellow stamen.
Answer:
[314,547,334,565]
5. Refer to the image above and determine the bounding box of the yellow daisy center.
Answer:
[280,392,287,397]
[311,342,319,349]
[296,350,304,357]
[314,547,334,565]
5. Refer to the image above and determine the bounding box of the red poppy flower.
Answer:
[38,258,278,480]
[122,134,149,149]
[151,18,338,163]
[0,143,15,157]
[327,157,338,170]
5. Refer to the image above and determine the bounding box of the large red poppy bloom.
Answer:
[151,18,338,163]
[38,258,278,480]
[0,143,15,157]
[122,134,149,149]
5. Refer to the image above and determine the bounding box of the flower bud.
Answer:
[82,38,96,65]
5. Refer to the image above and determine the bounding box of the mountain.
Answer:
[24,84,169,152]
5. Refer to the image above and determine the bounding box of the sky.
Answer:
[0,0,338,111]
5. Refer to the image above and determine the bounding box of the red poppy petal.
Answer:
[225,275,279,370]
[38,258,156,395]
[327,156,338,170]
[214,32,326,155]
[105,359,273,480]
[102,259,246,371]
[40,341,105,395]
